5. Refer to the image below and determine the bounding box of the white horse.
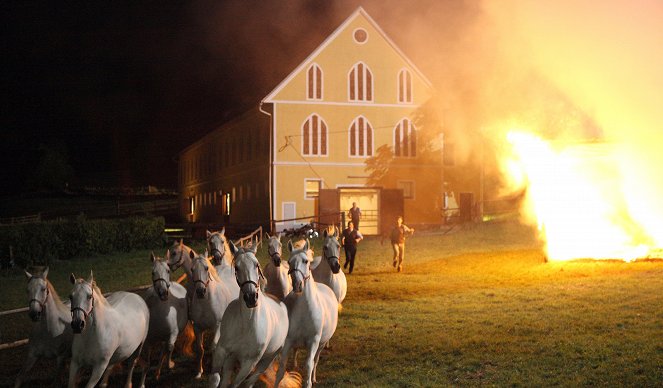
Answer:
[311,227,347,304]
[165,239,196,298]
[208,242,300,388]
[189,251,232,379]
[140,252,192,387]
[15,267,73,387]
[276,240,339,388]
[263,233,292,300]
[68,272,149,388]
[207,229,240,299]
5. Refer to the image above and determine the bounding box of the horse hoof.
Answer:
[195,372,203,380]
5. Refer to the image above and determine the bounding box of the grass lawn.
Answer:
[1,221,662,387]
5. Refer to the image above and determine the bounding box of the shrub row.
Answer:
[0,216,166,267]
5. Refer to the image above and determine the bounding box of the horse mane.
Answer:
[205,257,222,282]
[43,279,66,308]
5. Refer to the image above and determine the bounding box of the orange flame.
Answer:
[501,130,662,262]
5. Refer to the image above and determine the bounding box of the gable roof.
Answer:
[262,6,432,103]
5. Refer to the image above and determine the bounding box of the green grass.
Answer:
[1,221,662,387]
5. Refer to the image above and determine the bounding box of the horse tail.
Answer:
[259,360,303,388]
[175,321,195,357]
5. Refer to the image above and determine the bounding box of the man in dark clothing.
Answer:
[348,202,362,230]
[390,216,414,273]
[341,221,363,274]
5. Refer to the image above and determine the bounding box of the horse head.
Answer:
[322,227,342,274]
[229,241,263,308]
[166,239,188,271]
[266,232,283,268]
[207,228,229,266]
[287,239,312,293]
[150,252,171,301]
[69,271,95,334]
[25,267,49,322]
[190,250,211,299]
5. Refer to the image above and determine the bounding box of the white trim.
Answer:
[352,27,368,44]
[263,7,432,103]
[304,178,322,200]
[273,160,440,168]
[335,183,365,188]
[347,115,374,158]
[347,61,374,103]
[301,114,329,157]
[306,63,323,101]
[265,99,418,108]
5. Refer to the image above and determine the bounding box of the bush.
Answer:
[0,216,165,267]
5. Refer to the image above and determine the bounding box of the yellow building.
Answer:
[179,7,442,234]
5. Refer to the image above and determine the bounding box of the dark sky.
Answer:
[2,1,484,193]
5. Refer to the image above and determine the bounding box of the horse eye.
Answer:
[302,259,307,264]
[87,294,92,300]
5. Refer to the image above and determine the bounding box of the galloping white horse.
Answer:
[189,251,232,379]
[276,240,339,388]
[140,253,191,386]
[207,229,240,299]
[208,242,299,388]
[311,226,347,304]
[165,239,196,297]
[263,233,292,300]
[15,267,73,387]
[68,272,149,388]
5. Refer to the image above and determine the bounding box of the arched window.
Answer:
[394,118,417,157]
[398,68,412,103]
[348,62,373,102]
[307,63,323,100]
[302,114,328,156]
[349,116,373,157]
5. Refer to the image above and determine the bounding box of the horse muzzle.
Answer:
[271,254,281,267]
[212,254,223,266]
[28,308,42,322]
[71,318,86,334]
[330,260,341,274]
[195,286,207,299]
[242,291,259,308]
[157,288,169,301]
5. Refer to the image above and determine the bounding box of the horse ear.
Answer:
[70,273,76,284]
[189,250,195,259]
[249,243,257,254]
[303,239,310,252]
[24,270,32,280]
[150,252,156,262]
[88,271,94,284]
[265,232,271,240]
[179,239,184,248]
[206,230,212,239]
[42,267,49,279]
[228,240,238,255]
[220,227,225,236]
[323,228,328,238]
[288,240,294,252]
[165,249,171,260]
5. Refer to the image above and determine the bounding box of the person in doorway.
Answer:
[341,221,363,274]
[348,202,362,230]
[390,216,414,273]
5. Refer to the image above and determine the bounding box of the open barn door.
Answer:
[380,189,404,238]
[318,189,341,231]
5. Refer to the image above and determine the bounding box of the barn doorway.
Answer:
[339,187,379,235]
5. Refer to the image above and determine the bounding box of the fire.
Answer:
[501,130,662,262]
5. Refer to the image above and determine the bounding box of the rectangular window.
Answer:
[305,179,321,199]
[189,196,195,214]
[232,187,236,203]
[397,181,415,199]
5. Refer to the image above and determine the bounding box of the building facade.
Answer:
[179,7,443,233]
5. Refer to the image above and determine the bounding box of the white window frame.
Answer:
[394,118,417,158]
[306,63,323,100]
[397,68,413,104]
[348,62,374,102]
[304,178,322,200]
[301,114,329,157]
[348,116,374,158]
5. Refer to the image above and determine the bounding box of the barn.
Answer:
[178,7,445,234]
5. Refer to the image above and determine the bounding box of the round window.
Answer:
[353,28,368,44]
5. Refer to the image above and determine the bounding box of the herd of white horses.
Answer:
[16,226,348,388]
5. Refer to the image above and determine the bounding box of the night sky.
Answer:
[1,1,354,192]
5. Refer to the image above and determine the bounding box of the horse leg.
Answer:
[139,346,152,388]
[312,341,326,384]
[275,339,292,388]
[167,329,178,369]
[231,359,259,388]
[124,341,145,388]
[53,353,67,387]
[194,325,205,379]
[219,353,235,388]
[303,340,320,388]
[14,349,37,388]
[242,352,279,388]
[85,360,110,388]
[67,359,80,388]
[207,345,227,388]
